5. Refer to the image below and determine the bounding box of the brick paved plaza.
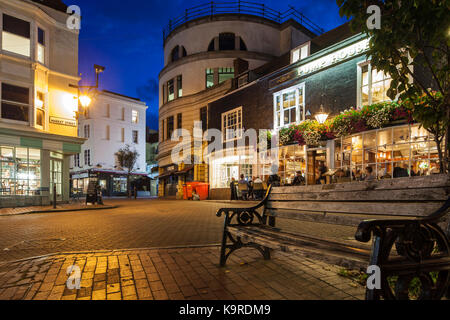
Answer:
[0,199,366,300]
[0,246,365,300]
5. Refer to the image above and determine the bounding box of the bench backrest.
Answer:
[253,183,264,190]
[265,174,450,227]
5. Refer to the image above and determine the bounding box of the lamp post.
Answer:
[70,64,106,119]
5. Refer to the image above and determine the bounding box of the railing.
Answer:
[163,1,324,42]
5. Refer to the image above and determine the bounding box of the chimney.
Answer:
[233,58,249,77]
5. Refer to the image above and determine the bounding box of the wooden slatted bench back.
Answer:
[265,174,450,228]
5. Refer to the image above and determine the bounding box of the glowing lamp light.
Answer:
[35,99,44,108]
[315,105,329,124]
[79,95,92,108]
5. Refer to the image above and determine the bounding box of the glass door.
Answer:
[50,159,63,201]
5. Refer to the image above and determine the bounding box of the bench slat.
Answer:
[264,209,419,227]
[271,174,450,194]
[269,188,449,202]
[266,201,444,217]
[227,226,369,269]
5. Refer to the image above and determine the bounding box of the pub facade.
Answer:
[206,23,442,199]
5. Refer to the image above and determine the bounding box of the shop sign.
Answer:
[297,38,370,77]
[50,117,77,127]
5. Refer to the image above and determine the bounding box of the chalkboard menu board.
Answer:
[85,182,98,204]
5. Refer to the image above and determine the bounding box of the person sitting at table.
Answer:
[252,176,264,200]
[238,174,249,200]
[267,165,281,187]
[292,171,306,186]
[363,166,376,181]
[316,161,327,184]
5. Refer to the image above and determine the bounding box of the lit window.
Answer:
[132,130,139,144]
[105,125,110,140]
[360,63,392,107]
[167,79,174,101]
[2,14,30,57]
[37,27,45,64]
[132,110,139,124]
[177,75,182,98]
[105,104,110,118]
[291,43,310,64]
[0,146,41,196]
[206,69,214,88]
[121,128,125,142]
[222,107,243,142]
[1,83,30,122]
[218,68,234,84]
[35,91,45,127]
[273,84,305,130]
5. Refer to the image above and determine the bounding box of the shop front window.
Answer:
[113,177,127,193]
[334,124,441,181]
[0,146,41,196]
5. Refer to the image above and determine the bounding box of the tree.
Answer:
[115,145,139,198]
[337,0,450,173]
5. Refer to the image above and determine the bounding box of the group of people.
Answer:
[230,175,265,200]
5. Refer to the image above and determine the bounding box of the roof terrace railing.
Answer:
[163,1,325,43]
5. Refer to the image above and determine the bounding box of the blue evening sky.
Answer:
[68,0,348,130]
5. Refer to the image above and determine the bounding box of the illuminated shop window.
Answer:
[0,147,41,196]
[334,124,442,181]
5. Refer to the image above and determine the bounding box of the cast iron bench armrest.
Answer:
[216,185,273,219]
[355,197,450,243]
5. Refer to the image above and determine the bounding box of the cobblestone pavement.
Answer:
[0,246,366,300]
[0,203,116,216]
[0,199,357,263]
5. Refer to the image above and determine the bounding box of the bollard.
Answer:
[53,184,57,209]
[134,187,137,200]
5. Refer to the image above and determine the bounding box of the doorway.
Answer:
[50,159,63,201]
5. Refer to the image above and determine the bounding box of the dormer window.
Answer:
[291,42,310,64]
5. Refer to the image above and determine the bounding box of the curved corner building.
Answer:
[158,2,323,197]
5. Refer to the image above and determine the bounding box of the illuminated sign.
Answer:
[50,117,77,127]
[298,39,370,77]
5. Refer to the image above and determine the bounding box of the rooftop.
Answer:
[163,1,324,43]
[29,0,68,12]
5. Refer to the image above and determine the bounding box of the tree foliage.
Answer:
[337,0,450,172]
[115,145,139,197]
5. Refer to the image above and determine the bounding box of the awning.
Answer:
[159,170,177,179]
[175,165,194,175]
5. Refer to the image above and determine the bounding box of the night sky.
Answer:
[68,0,348,130]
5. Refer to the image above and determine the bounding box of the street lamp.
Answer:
[70,64,106,119]
[315,105,329,124]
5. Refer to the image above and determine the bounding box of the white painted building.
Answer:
[70,90,148,197]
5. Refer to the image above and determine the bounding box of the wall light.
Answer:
[315,105,329,124]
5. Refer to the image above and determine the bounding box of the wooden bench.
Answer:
[216,174,450,300]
